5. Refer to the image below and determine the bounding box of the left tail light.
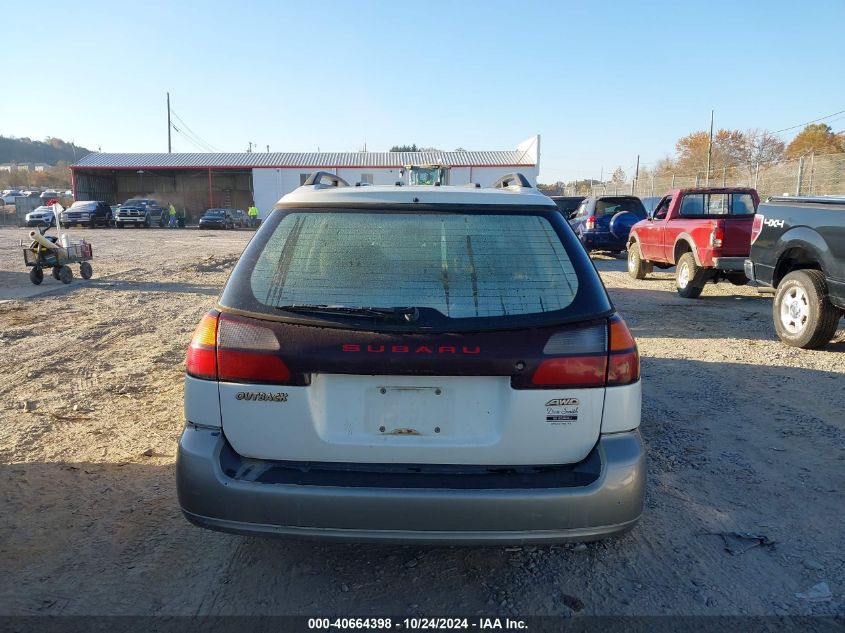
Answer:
[185,310,219,380]
[585,216,596,231]
[750,214,764,245]
[710,226,724,248]
[185,311,292,384]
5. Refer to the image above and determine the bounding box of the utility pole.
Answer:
[705,109,714,186]
[632,154,640,195]
[248,142,253,154]
[266,145,270,153]
[167,92,172,153]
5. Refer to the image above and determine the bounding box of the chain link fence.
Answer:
[560,152,845,200]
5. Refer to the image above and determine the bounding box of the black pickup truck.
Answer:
[745,196,845,348]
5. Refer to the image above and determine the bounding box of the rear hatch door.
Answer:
[216,206,615,466]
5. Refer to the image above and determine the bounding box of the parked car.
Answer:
[1,190,23,205]
[61,200,113,228]
[745,196,845,349]
[569,196,647,253]
[627,187,759,298]
[231,209,247,228]
[114,198,167,228]
[25,204,61,227]
[198,208,235,230]
[549,195,586,220]
[40,190,60,201]
[177,171,645,544]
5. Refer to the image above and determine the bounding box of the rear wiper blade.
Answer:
[276,304,420,322]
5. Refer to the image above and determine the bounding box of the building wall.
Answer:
[252,165,539,218]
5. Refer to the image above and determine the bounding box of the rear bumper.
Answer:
[579,231,626,251]
[712,256,746,271]
[176,426,645,544]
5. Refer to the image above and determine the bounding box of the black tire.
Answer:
[727,273,748,286]
[89,217,97,229]
[773,270,841,349]
[30,267,43,285]
[676,252,705,299]
[79,261,93,280]
[59,265,73,284]
[627,243,652,280]
[142,216,151,229]
[52,266,61,280]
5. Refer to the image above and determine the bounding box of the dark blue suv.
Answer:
[568,196,647,254]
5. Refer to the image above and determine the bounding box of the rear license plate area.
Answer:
[364,385,451,437]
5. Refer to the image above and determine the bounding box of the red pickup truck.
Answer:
[626,187,760,298]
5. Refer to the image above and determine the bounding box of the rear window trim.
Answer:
[218,205,614,334]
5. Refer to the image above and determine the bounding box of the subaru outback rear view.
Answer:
[177,172,645,543]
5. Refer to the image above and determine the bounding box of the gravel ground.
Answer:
[0,226,843,618]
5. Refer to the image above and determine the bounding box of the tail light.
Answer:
[750,214,764,245]
[185,311,292,384]
[585,216,596,230]
[185,311,219,380]
[607,315,640,385]
[710,226,724,248]
[528,316,639,388]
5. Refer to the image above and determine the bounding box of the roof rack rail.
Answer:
[303,171,349,188]
[492,173,532,189]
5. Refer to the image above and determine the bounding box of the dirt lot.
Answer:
[0,226,843,617]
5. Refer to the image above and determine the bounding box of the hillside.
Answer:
[0,136,92,165]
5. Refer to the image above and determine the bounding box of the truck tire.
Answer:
[143,215,151,229]
[52,266,61,280]
[627,243,651,280]
[676,252,705,298]
[773,269,841,349]
[79,261,93,280]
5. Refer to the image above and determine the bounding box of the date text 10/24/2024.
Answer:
[307,618,528,630]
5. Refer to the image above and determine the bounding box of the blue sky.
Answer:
[2,0,843,182]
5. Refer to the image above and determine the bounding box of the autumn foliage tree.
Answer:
[785,124,845,159]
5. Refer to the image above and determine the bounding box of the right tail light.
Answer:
[528,315,639,388]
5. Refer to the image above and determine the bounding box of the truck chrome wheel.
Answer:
[677,262,690,288]
[779,286,809,334]
[627,251,635,273]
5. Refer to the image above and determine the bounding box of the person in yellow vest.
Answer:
[168,203,177,228]
[247,204,259,229]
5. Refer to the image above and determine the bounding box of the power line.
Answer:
[170,109,219,152]
[171,111,216,151]
[769,109,845,136]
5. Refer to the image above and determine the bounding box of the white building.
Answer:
[70,136,540,219]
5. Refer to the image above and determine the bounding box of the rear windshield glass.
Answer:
[595,197,646,218]
[248,212,579,319]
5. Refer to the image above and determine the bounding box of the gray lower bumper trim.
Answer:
[177,427,645,544]
[713,256,746,271]
[182,510,640,544]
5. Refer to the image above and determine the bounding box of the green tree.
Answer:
[389,144,418,152]
[611,166,626,184]
[785,124,845,159]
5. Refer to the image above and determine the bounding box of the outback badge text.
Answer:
[235,391,289,402]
